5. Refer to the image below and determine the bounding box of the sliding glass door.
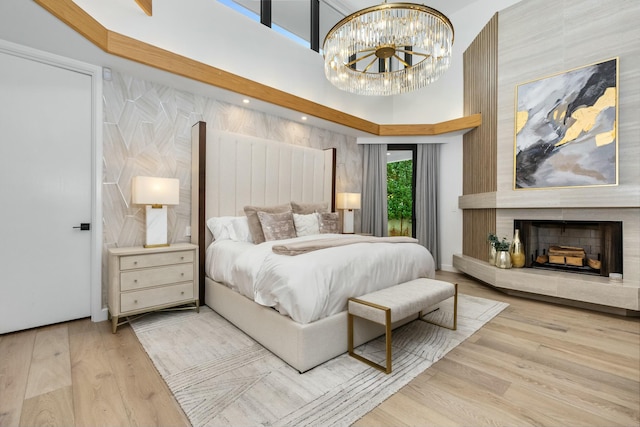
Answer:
[386,145,416,237]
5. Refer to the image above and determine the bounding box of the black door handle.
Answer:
[73,223,91,231]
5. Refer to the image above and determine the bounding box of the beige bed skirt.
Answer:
[204,277,418,373]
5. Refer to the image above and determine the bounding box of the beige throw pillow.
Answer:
[257,211,296,241]
[291,201,328,215]
[244,203,292,244]
[317,212,340,234]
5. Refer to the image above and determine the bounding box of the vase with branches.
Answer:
[488,233,511,268]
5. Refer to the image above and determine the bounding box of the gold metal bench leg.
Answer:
[348,298,393,374]
[384,309,392,373]
[418,283,458,331]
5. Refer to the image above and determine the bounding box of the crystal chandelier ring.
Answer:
[323,2,455,96]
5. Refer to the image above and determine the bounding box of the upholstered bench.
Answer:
[347,278,458,373]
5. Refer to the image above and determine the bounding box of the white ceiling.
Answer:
[233,0,476,46]
[66,0,479,138]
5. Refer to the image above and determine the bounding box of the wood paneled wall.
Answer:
[463,209,496,259]
[462,13,498,260]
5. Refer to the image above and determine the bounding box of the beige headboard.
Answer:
[190,122,336,301]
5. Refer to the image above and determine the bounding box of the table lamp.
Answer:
[132,176,180,247]
[336,192,361,234]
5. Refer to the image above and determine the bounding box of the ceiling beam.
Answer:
[378,114,482,136]
[34,0,480,137]
[134,0,152,16]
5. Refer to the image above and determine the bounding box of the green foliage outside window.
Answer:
[387,160,413,236]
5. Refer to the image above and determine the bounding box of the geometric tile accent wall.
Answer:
[101,71,361,305]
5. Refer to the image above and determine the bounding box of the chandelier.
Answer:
[322,2,454,96]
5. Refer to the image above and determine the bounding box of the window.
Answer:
[387,146,416,237]
[218,0,310,48]
[218,0,345,53]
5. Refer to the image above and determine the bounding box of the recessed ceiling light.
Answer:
[242,99,250,104]
[301,116,307,121]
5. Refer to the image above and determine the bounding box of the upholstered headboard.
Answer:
[190,122,336,301]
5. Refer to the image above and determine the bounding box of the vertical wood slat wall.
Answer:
[462,13,498,260]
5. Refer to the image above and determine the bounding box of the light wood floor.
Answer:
[1,272,638,426]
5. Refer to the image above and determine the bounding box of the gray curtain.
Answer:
[361,144,388,236]
[416,144,440,269]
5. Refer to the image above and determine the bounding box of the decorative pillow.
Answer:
[230,216,253,243]
[206,216,236,241]
[317,212,340,234]
[206,216,253,242]
[257,211,296,241]
[291,201,328,215]
[244,203,292,244]
[293,213,320,237]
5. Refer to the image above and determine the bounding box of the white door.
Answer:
[0,50,93,333]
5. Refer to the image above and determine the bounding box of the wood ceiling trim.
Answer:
[378,114,482,136]
[34,0,480,137]
[134,0,153,16]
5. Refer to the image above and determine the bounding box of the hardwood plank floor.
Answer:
[355,271,640,427]
[0,329,35,426]
[0,315,189,427]
[0,271,638,426]
[24,325,72,399]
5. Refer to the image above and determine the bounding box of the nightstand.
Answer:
[108,243,199,333]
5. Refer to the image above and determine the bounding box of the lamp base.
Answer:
[144,205,170,247]
[342,209,355,234]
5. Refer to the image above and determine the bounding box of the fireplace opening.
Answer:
[514,220,623,278]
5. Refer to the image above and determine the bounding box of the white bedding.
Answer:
[206,234,435,324]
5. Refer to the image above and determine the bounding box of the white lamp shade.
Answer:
[132,176,180,206]
[336,192,361,210]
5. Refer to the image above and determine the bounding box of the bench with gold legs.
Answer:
[347,278,458,374]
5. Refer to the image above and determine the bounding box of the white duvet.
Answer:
[206,234,435,324]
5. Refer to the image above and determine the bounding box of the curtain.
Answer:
[361,144,388,236]
[416,144,440,269]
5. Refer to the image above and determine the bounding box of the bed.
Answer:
[190,124,436,372]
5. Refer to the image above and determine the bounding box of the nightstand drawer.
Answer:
[120,250,194,270]
[121,282,194,312]
[120,263,193,291]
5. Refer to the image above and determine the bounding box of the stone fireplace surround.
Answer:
[454,0,640,316]
[454,206,639,316]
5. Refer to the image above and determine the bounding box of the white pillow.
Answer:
[206,216,253,243]
[230,216,253,243]
[206,216,236,241]
[293,213,320,237]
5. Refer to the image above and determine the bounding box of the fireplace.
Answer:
[514,220,623,278]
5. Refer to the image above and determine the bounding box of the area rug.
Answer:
[131,294,508,426]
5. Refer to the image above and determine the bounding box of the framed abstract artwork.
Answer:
[514,58,618,190]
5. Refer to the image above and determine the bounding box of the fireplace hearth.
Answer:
[514,220,623,278]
